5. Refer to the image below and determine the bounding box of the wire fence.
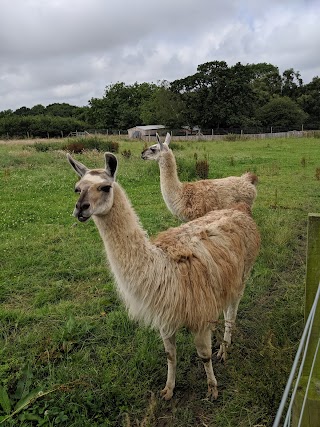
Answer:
[2,126,320,141]
[273,283,320,426]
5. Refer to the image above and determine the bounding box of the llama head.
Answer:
[141,132,171,161]
[67,152,118,222]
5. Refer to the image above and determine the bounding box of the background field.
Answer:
[1,136,320,426]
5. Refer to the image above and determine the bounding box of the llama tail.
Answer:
[242,171,258,186]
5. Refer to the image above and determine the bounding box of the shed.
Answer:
[128,125,165,139]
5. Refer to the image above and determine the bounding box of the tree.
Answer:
[140,82,187,128]
[88,82,157,129]
[171,61,258,129]
[14,106,31,116]
[0,109,13,118]
[256,96,308,129]
[45,103,81,117]
[297,76,320,128]
[30,104,45,115]
[281,68,303,99]
[171,61,230,129]
[249,63,282,107]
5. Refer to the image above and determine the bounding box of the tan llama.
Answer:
[67,152,260,400]
[141,133,258,221]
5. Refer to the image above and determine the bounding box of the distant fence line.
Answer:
[156,130,305,142]
[2,128,320,141]
[140,130,320,142]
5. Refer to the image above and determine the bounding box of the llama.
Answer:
[67,152,260,400]
[141,133,258,221]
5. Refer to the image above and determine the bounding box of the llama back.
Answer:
[152,208,260,334]
[178,177,257,221]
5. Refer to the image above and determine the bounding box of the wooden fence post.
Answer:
[292,213,320,426]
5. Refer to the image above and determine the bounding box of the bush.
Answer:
[63,137,119,153]
[34,142,50,152]
[32,141,63,151]
[64,142,85,154]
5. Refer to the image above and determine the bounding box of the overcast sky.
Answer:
[1,0,319,112]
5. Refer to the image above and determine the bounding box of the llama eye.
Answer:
[100,185,111,193]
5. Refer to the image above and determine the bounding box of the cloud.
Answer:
[0,0,319,111]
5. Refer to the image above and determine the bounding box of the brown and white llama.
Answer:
[67,152,260,400]
[141,133,258,221]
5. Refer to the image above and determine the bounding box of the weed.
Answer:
[121,149,132,159]
[0,365,52,425]
[3,169,10,178]
[224,133,237,141]
[169,142,184,151]
[270,188,278,208]
[313,131,320,139]
[195,158,209,179]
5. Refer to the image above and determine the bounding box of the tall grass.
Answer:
[1,137,320,426]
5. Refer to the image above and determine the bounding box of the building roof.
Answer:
[129,125,165,131]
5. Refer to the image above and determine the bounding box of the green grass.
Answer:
[1,136,320,426]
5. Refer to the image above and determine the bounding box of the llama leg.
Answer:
[194,329,218,399]
[160,332,176,400]
[217,296,242,361]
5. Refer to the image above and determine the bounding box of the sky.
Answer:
[1,0,320,112]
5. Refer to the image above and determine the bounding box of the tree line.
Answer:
[1,61,319,138]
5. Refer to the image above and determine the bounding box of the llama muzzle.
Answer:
[73,204,91,222]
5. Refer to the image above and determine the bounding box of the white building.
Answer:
[127,125,165,139]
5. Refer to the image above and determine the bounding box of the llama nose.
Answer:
[76,201,90,211]
[80,202,90,211]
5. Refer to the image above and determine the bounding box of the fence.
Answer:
[137,129,320,142]
[273,214,320,426]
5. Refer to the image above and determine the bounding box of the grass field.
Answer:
[1,136,320,426]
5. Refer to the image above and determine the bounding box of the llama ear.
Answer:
[164,132,171,146]
[104,152,118,178]
[67,153,88,177]
[156,133,164,151]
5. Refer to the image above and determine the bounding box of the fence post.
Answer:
[292,213,320,426]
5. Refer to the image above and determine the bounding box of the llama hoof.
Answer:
[160,386,173,400]
[217,343,228,362]
[207,384,218,400]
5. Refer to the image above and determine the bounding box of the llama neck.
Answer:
[93,183,154,282]
[158,150,183,199]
